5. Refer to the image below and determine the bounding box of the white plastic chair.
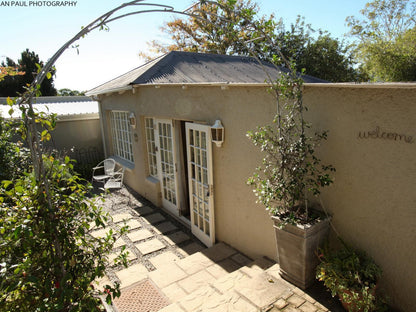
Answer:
[92,159,116,186]
[104,167,125,190]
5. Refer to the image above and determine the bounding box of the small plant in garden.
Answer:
[316,241,383,312]
[247,62,335,226]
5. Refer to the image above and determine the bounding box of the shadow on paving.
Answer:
[92,185,388,312]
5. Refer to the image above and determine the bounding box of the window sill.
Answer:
[146,175,159,185]
[110,156,135,171]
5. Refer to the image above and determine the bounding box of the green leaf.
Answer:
[46,72,52,80]
[2,180,13,188]
[6,97,14,106]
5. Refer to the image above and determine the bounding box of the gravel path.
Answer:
[91,186,206,287]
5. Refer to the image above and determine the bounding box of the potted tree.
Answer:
[247,64,335,289]
[316,242,382,311]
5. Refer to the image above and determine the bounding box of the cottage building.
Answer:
[87,51,416,311]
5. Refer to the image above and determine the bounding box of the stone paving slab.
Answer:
[116,263,148,288]
[163,231,191,245]
[202,242,238,262]
[175,285,218,312]
[135,238,166,255]
[90,228,112,238]
[113,237,126,249]
[292,287,317,304]
[176,252,216,275]
[298,300,319,312]
[287,294,307,308]
[234,272,293,309]
[127,229,154,242]
[108,249,137,265]
[177,242,206,256]
[149,251,181,269]
[124,219,142,230]
[160,282,188,302]
[274,298,290,310]
[134,205,154,216]
[154,221,178,234]
[143,213,166,224]
[148,262,188,289]
[177,269,217,293]
[159,302,186,312]
[112,213,134,223]
[89,221,108,230]
[199,291,258,312]
[213,269,252,294]
[205,259,241,279]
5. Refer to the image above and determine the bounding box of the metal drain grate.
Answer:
[113,279,170,312]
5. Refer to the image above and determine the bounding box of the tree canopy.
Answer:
[142,0,361,82]
[58,88,85,96]
[347,0,416,81]
[0,49,57,97]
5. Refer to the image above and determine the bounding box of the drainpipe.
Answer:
[95,97,108,159]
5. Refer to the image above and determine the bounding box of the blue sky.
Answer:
[1,0,369,91]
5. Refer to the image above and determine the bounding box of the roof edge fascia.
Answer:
[304,82,416,88]
[132,82,274,88]
[56,113,99,122]
[85,86,133,96]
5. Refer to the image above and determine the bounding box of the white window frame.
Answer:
[109,111,134,163]
[144,117,158,177]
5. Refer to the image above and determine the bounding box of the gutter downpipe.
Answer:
[92,96,108,160]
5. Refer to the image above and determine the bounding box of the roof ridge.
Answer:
[87,53,169,94]
[86,51,327,96]
[168,50,258,61]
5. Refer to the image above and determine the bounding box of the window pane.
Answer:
[144,117,158,177]
[110,111,133,163]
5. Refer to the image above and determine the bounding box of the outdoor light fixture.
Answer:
[129,112,136,129]
[211,120,224,147]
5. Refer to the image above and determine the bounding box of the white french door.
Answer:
[185,123,215,247]
[155,119,179,214]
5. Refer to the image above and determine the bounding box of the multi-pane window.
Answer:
[157,120,177,206]
[109,111,133,163]
[144,117,158,177]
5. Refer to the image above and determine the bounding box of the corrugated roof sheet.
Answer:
[87,51,326,95]
[0,96,98,119]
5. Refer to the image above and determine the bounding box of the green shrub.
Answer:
[0,152,127,311]
[0,117,31,181]
[316,242,382,312]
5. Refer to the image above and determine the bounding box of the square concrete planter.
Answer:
[272,215,331,289]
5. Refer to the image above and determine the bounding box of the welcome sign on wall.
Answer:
[358,126,414,144]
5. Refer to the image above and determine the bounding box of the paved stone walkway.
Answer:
[92,187,344,312]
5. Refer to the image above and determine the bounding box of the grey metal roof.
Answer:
[86,51,326,95]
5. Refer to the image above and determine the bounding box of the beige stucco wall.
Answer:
[47,117,103,152]
[304,85,415,312]
[98,84,415,311]
[12,116,103,156]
